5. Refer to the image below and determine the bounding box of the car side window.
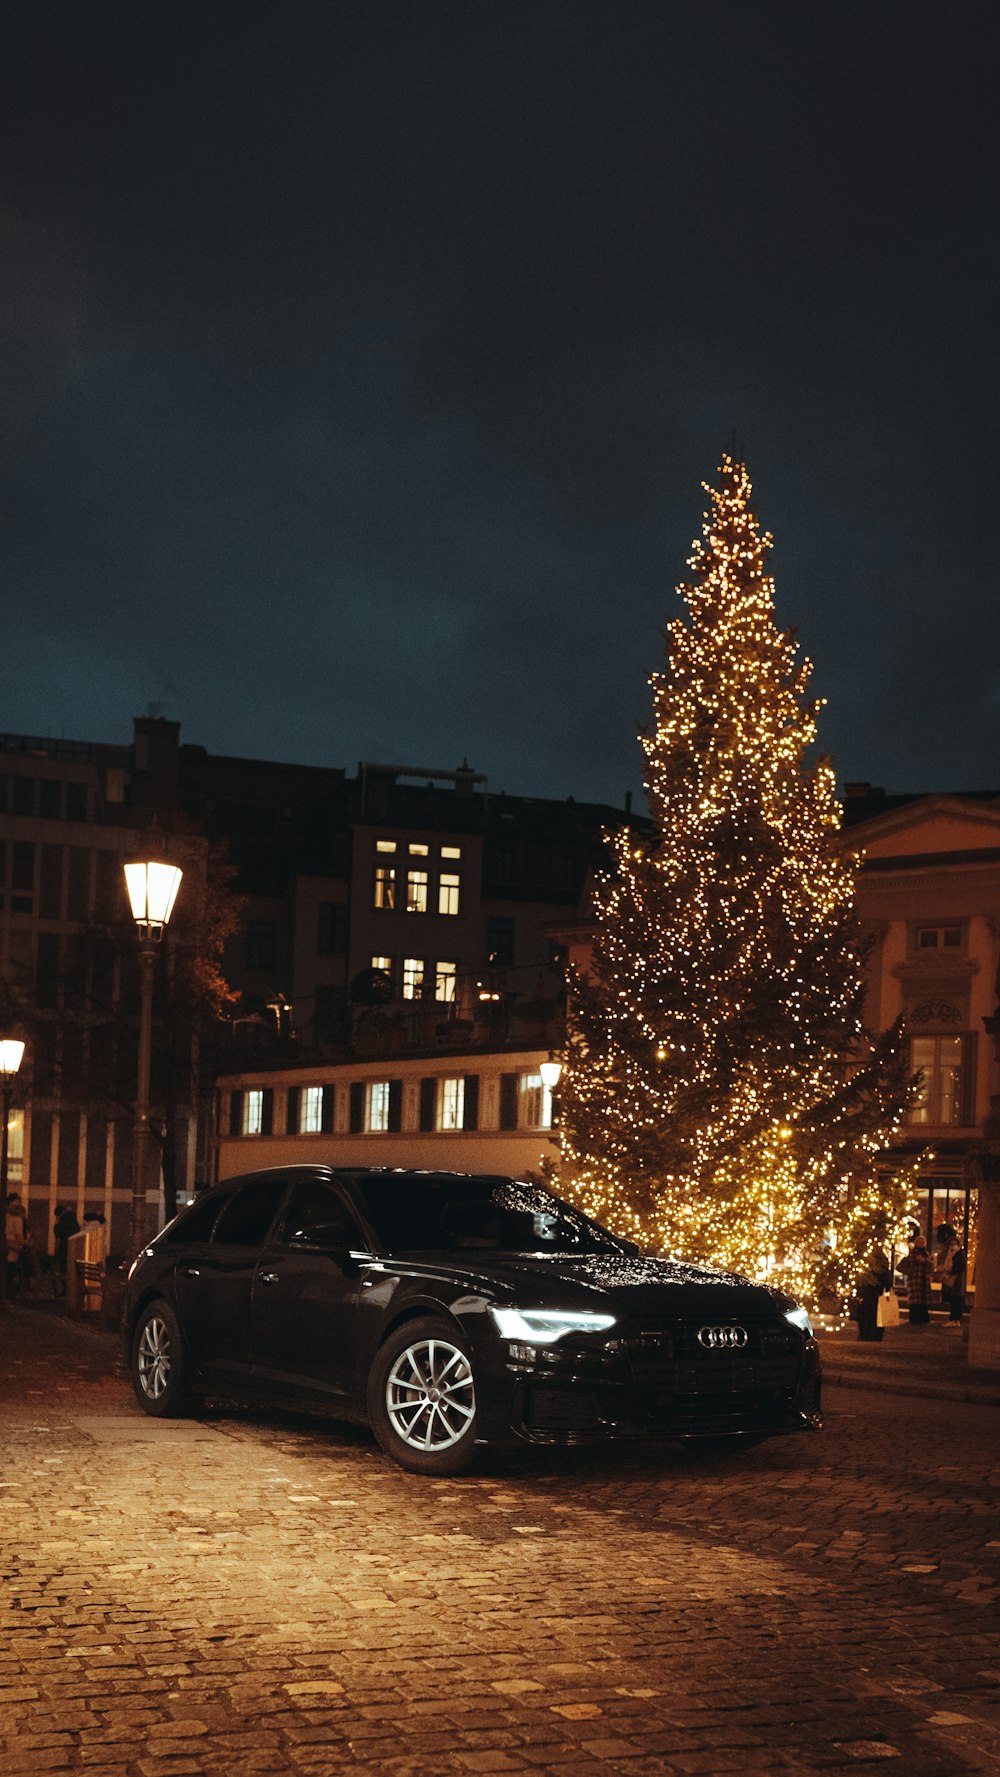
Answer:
[212,1176,288,1247]
[280,1178,364,1248]
[164,1191,231,1244]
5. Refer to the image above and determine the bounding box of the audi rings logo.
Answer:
[697,1324,749,1350]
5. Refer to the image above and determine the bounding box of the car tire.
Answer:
[368,1316,479,1475]
[130,1299,190,1417]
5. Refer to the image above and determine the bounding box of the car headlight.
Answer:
[489,1306,618,1345]
[784,1306,814,1336]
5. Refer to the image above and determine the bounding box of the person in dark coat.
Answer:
[53,1203,80,1298]
[901,1233,933,1325]
[856,1244,892,1342]
[935,1222,967,1328]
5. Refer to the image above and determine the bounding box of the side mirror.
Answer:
[291,1223,352,1248]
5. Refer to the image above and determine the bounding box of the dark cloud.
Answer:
[2,2,997,801]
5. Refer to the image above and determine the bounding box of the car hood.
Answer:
[393,1249,792,1320]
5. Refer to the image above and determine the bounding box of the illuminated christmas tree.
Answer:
[556,458,915,1308]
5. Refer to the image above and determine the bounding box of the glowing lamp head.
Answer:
[539,1058,562,1090]
[0,1039,25,1078]
[124,861,183,937]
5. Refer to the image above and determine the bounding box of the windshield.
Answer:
[350,1173,627,1256]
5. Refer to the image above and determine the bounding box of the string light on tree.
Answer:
[555,458,917,1310]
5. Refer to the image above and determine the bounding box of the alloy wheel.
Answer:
[136,1314,172,1402]
[384,1335,476,1452]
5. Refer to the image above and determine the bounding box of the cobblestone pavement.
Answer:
[1,1309,998,1777]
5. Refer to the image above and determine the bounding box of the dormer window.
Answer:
[915,924,962,951]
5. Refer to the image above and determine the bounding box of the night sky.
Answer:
[3,2,996,808]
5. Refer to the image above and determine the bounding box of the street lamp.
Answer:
[124,861,182,1260]
[0,1038,26,1309]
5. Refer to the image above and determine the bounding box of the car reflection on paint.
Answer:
[123,1166,822,1475]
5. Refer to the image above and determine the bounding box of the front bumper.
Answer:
[482,1324,823,1447]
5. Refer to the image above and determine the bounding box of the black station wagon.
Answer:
[123,1166,823,1474]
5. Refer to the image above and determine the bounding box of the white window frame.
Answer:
[438,872,461,916]
[242,1089,264,1136]
[908,1034,963,1126]
[518,1071,554,1130]
[435,960,457,1003]
[300,1085,324,1134]
[402,957,425,1000]
[406,869,428,913]
[437,1077,465,1131]
[366,1081,391,1133]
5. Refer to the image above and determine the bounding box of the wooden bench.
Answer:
[75,1259,104,1313]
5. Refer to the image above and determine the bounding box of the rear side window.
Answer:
[213,1176,288,1247]
[164,1192,230,1244]
[280,1177,364,1247]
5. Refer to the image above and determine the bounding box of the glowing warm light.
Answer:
[124,861,183,934]
[539,1059,563,1090]
[0,1040,25,1077]
[552,458,917,1310]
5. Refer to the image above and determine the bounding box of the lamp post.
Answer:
[124,861,182,1261]
[539,1056,562,1133]
[0,1038,26,1309]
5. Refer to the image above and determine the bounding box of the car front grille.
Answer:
[624,1319,802,1406]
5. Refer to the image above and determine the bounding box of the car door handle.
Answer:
[259,1272,279,1286]
[181,1267,200,1278]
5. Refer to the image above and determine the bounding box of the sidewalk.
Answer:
[817,1315,1000,1406]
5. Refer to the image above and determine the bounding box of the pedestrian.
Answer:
[935,1222,967,1330]
[5,1191,28,1296]
[900,1232,933,1326]
[53,1203,81,1298]
[855,1242,893,1342]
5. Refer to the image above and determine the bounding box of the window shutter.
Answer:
[962,1032,978,1126]
[321,1085,335,1133]
[462,1074,479,1131]
[230,1090,243,1137]
[349,1082,364,1133]
[419,1077,436,1132]
[388,1079,403,1133]
[499,1072,519,1131]
[286,1086,300,1135]
[261,1088,274,1137]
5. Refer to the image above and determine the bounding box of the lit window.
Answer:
[5,1108,24,1183]
[366,1081,391,1133]
[519,1072,554,1130]
[406,870,428,913]
[242,1090,264,1136]
[909,1036,963,1125]
[300,1086,324,1133]
[402,957,425,1000]
[439,873,461,916]
[374,867,396,910]
[435,961,457,1003]
[437,1077,465,1130]
[371,953,392,976]
[408,842,429,856]
[442,845,461,860]
[376,839,397,853]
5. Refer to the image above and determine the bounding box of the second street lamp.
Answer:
[124,861,182,1261]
